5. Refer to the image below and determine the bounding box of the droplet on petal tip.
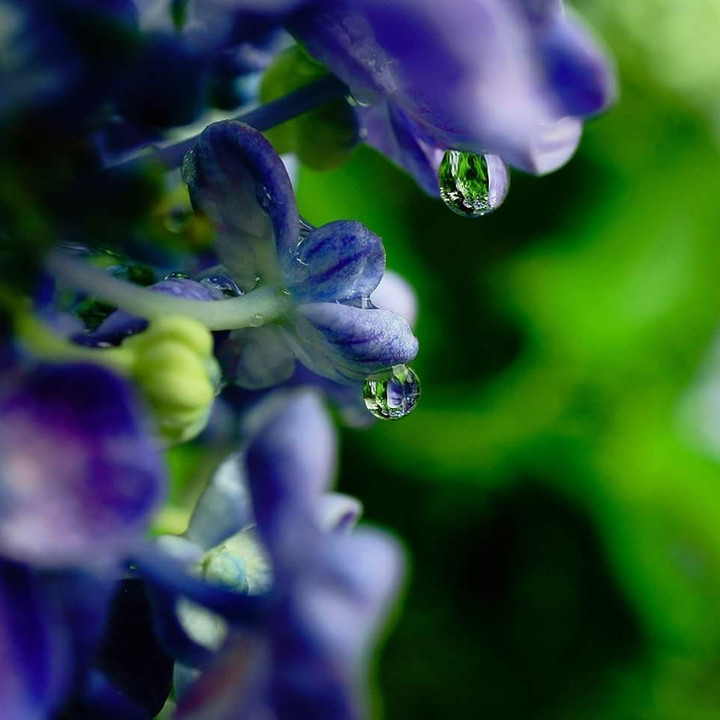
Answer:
[438,150,509,217]
[363,364,420,420]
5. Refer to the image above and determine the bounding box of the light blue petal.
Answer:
[185,452,254,551]
[217,326,296,390]
[282,220,385,304]
[182,121,298,290]
[0,364,165,568]
[292,303,419,383]
[244,390,337,561]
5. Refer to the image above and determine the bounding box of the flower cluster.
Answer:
[0,0,615,717]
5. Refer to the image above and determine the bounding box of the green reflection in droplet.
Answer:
[363,364,421,420]
[438,150,507,217]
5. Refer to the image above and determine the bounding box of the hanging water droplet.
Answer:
[165,271,192,280]
[249,313,264,327]
[363,364,420,420]
[298,216,314,243]
[346,91,372,108]
[437,150,509,217]
[200,275,243,298]
[256,185,273,212]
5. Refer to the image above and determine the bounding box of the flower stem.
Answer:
[112,75,349,173]
[46,251,293,331]
[16,312,134,373]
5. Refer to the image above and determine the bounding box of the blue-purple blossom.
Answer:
[290,0,617,186]
[0,362,165,568]
[0,560,70,719]
[0,558,137,719]
[142,389,403,719]
[182,119,418,384]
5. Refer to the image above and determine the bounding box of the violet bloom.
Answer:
[0,361,167,717]
[141,390,403,719]
[182,119,418,385]
[290,0,617,189]
[0,362,165,568]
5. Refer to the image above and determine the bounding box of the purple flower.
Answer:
[140,390,403,719]
[0,560,71,719]
[0,559,142,719]
[0,362,165,569]
[290,0,617,185]
[183,120,418,385]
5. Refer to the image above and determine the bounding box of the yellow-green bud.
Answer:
[122,316,221,444]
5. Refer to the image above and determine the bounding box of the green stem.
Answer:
[16,312,134,373]
[46,251,292,331]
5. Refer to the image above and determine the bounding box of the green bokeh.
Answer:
[297,5,720,718]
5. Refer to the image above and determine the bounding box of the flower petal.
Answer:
[0,363,165,568]
[537,12,618,117]
[293,0,615,175]
[217,326,296,390]
[370,269,418,328]
[185,452,255,551]
[270,528,404,719]
[293,0,556,161]
[316,493,363,533]
[292,303,418,383]
[0,560,71,720]
[244,390,337,560]
[282,220,385,304]
[360,102,444,197]
[182,121,298,289]
[511,115,582,175]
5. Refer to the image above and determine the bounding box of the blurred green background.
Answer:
[297,2,720,718]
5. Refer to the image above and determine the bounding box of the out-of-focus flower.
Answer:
[0,559,73,719]
[290,0,617,186]
[145,389,403,719]
[182,119,418,385]
[0,359,168,717]
[0,362,165,568]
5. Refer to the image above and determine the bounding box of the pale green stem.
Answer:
[16,312,134,373]
[46,251,293,331]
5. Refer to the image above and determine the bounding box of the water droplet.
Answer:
[298,216,314,244]
[437,150,509,217]
[363,364,420,420]
[346,92,372,108]
[165,271,192,280]
[201,274,243,298]
[256,185,273,212]
[249,313,264,327]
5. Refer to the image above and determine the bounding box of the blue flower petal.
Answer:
[270,529,404,718]
[293,0,616,176]
[0,363,165,568]
[292,303,419,383]
[511,115,582,175]
[185,452,255,551]
[244,390,337,560]
[182,121,299,289]
[0,559,71,719]
[282,220,385,304]
[538,12,618,117]
[217,327,296,390]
